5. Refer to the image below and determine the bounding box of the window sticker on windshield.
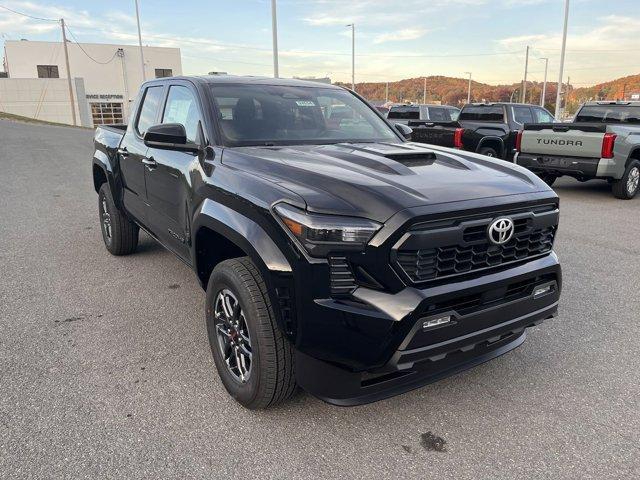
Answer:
[296,100,316,107]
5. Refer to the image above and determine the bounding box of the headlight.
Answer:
[274,203,381,257]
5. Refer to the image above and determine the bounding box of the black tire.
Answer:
[205,257,296,409]
[538,173,558,187]
[98,183,139,255]
[479,146,499,158]
[612,160,640,199]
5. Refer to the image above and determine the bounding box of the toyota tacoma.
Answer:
[92,75,562,408]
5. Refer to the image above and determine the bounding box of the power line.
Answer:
[64,24,118,64]
[0,4,58,22]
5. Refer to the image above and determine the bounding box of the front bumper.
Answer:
[294,253,561,406]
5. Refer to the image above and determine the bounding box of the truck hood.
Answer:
[221,142,549,222]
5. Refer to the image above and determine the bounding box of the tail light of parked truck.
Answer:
[601,133,617,159]
[516,130,523,152]
[454,128,464,149]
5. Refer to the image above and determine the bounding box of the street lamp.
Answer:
[555,0,570,118]
[346,23,355,91]
[464,72,472,104]
[539,57,549,107]
[271,0,279,78]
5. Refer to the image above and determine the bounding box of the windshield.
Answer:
[210,84,400,146]
[459,105,505,122]
[575,105,640,124]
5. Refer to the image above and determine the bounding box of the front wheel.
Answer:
[205,257,296,409]
[612,160,640,199]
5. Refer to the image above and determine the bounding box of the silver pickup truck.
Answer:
[515,101,640,199]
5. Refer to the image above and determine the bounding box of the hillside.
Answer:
[339,73,640,113]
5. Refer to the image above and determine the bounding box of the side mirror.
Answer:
[143,123,200,152]
[394,123,413,140]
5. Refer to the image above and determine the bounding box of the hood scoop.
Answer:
[384,152,436,168]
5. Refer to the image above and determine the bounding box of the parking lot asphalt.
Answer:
[0,119,639,480]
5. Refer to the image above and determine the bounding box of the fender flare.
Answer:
[476,136,505,158]
[92,153,123,209]
[191,198,292,286]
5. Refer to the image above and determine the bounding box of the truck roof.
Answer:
[465,102,534,107]
[149,74,343,90]
[581,100,640,107]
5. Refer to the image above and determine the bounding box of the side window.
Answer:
[135,86,164,136]
[512,106,534,125]
[428,107,452,122]
[533,107,555,123]
[162,85,202,143]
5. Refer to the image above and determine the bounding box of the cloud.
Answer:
[374,28,428,44]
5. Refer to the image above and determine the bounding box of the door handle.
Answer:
[118,147,129,158]
[142,157,157,170]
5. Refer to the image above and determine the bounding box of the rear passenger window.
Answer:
[136,86,164,136]
[512,106,534,125]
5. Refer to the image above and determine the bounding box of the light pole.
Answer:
[423,77,427,104]
[134,0,146,81]
[539,57,549,107]
[271,0,279,78]
[346,23,355,91]
[60,18,77,126]
[555,0,570,119]
[465,72,472,104]
[385,81,389,103]
[521,45,529,103]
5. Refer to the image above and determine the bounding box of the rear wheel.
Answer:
[98,183,139,255]
[538,173,558,187]
[612,160,640,199]
[479,146,499,158]
[205,257,296,409]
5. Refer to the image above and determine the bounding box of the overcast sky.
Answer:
[1,0,638,86]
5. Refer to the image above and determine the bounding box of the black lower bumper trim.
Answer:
[517,153,600,177]
[295,303,557,406]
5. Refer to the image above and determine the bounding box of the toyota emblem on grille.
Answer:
[487,217,515,245]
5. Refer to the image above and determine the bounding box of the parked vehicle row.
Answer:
[92,75,562,409]
[515,101,640,199]
[408,102,556,161]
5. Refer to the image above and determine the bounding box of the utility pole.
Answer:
[540,57,549,107]
[465,72,472,104]
[423,77,427,104]
[555,0,570,119]
[60,18,77,126]
[271,0,279,78]
[117,48,130,119]
[347,24,355,91]
[134,0,146,81]
[521,45,529,103]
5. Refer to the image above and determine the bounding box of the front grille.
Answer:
[395,206,558,284]
[421,274,556,317]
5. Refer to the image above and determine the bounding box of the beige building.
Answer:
[1,40,182,126]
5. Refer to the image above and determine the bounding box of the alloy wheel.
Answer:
[214,289,252,383]
[627,167,639,195]
[101,197,112,243]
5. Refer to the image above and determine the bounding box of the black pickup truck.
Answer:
[92,75,562,408]
[410,102,556,160]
